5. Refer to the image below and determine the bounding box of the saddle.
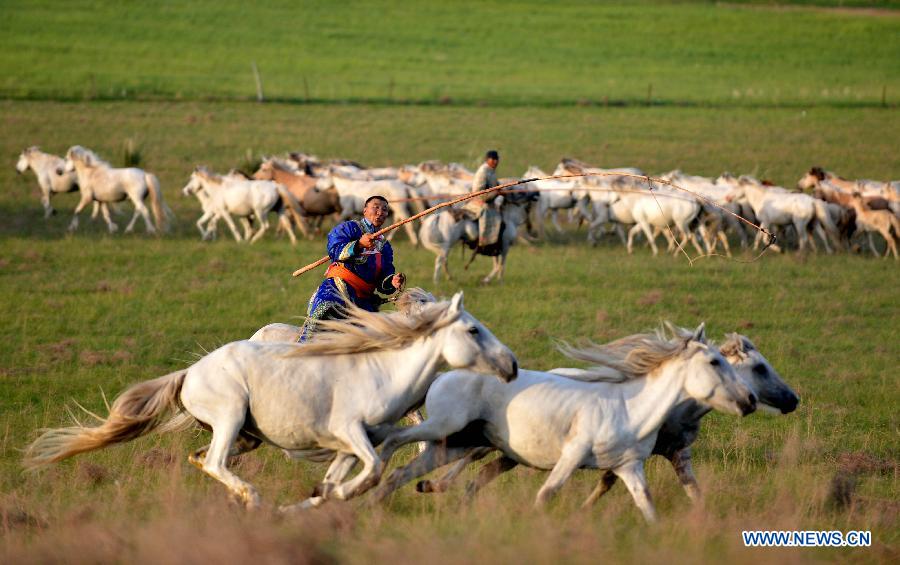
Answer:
[465,221,506,257]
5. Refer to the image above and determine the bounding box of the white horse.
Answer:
[373,324,756,522]
[660,170,749,252]
[24,292,518,512]
[415,330,798,504]
[62,146,170,234]
[316,172,421,244]
[621,182,703,256]
[182,167,301,244]
[16,147,79,218]
[522,166,578,237]
[418,192,535,283]
[721,175,837,253]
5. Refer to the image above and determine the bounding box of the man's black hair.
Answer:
[485,150,500,160]
[365,195,389,206]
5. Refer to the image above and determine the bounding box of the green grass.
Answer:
[1,0,898,558]
[2,1,899,106]
[0,99,897,561]
[3,99,898,231]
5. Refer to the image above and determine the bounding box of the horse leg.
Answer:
[196,210,214,240]
[249,212,269,243]
[68,193,93,232]
[551,210,565,234]
[130,196,156,234]
[462,454,518,499]
[867,232,879,257]
[187,407,260,509]
[278,212,297,245]
[319,422,382,502]
[406,410,428,454]
[189,433,262,467]
[38,179,54,218]
[613,461,657,523]
[317,453,359,499]
[219,212,243,242]
[626,224,641,254]
[100,203,119,233]
[372,443,477,503]
[417,447,496,494]
[670,447,702,504]
[814,223,833,254]
[238,217,253,241]
[638,222,659,256]
[534,440,590,508]
[581,471,618,509]
[718,231,732,257]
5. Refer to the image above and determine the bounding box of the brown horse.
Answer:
[253,159,343,234]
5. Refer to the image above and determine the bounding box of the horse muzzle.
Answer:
[497,357,518,383]
[739,392,758,416]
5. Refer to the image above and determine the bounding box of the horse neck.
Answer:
[367,334,447,413]
[618,360,691,441]
[740,183,767,208]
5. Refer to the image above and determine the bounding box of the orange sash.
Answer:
[325,253,382,298]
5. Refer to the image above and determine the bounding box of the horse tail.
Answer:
[813,200,837,233]
[24,370,187,468]
[145,173,169,232]
[889,213,900,239]
[276,184,310,237]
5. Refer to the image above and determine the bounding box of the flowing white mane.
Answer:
[69,145,111,168]
[556,323,695,381]
[288,295,459,357]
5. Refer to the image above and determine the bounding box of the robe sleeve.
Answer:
[327,221,362,262]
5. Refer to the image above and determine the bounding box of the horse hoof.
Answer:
[415,480,436,493]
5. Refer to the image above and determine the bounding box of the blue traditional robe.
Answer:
[299,218,397,340]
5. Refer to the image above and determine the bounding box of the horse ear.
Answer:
[692,322,707,343]
[449,291,465,314]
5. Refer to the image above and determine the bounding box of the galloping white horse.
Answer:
[16,147,79,218]
[373,324,756,522]
[62,146,170,234]
[418,192,535,283]
[414,329,798,504]
[182,167,302,244]
[24,293,518,511]
[316,171,421,245]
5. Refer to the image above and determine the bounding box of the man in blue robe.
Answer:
[299,195,406,341]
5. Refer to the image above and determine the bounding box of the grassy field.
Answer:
[1,99,898,562]
[2,0,898,562]
[2,1,899,106]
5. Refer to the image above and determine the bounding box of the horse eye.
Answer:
[467,326,480,336]
[710,358,720,366]
[752,364,768,377]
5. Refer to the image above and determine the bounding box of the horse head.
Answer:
[182,167,210,196]
[438,292,518,382]
[253,159,274,180]
[679,323,757,417]
[720,334,799,415]
[16,146,37,174]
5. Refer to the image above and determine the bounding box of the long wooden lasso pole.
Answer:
[291,172,776,277]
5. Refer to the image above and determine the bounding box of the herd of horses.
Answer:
[16,147,900,273]
[25,289,799,522]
